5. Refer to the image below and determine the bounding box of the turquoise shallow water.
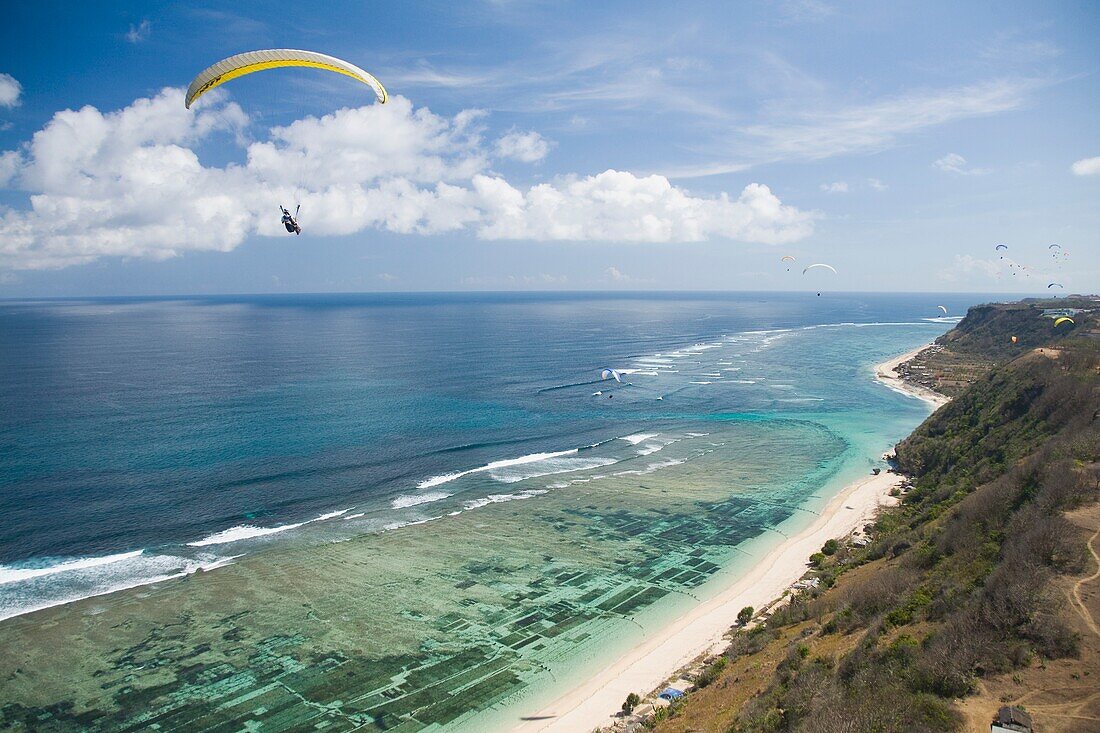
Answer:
[0,293,964,731]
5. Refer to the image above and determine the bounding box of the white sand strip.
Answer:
[511,472,903,732]
[874,344,950,408]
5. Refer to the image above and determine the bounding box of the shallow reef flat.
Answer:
[0,418,848,732]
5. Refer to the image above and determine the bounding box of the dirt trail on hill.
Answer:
[1071,525,1100,638]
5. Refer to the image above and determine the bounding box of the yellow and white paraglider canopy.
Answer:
[185,49,387,109]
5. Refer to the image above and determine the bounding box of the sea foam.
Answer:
[186,508,351,547]
[391,491,453,509]
[417,446,620,489]
[0,550,144,585]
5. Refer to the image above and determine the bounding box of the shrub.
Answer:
[696,657,727,688]
[822,539,839,556]
[737,605,754,625]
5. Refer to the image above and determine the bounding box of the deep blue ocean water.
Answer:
[0,292,986,619]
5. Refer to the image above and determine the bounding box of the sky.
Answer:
[0,0,1097,296]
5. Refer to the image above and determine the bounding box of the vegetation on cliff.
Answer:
[652,300,1099,733]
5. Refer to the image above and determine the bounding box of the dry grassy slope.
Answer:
[956,503,1100,733]
[654,470,1100,733]
[652,561,891,733]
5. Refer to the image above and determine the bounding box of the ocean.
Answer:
[0,292,971,731]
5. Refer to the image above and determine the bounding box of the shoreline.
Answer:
[512,475,904,733]
[510,346,944,733]
[873,343,950,408]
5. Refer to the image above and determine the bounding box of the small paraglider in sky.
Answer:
[937,305,948,315]
[1053,317,1074,327]
[781,255,796,272]
[996,243,1008,259]
[601,368,622,383]
[802,263,837,275]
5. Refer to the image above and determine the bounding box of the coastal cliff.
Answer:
[648,298,1100,733]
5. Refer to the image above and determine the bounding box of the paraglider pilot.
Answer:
[280,205,301,235]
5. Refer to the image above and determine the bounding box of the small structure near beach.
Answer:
[658,687,685,702]
[991,706,1032,733]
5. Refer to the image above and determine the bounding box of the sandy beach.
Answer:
[513,473,904,733]
[874,343,950,408]
[512,347,944,733]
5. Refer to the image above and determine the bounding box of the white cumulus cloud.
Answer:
[1070,156,1100,176]
[0,73,22,108]
[0,89,815,270]
[934,153,988,176]
[494,130,551,162]
[819,181,848,193]
[472,172,815,244]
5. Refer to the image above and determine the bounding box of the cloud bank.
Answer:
[0,89,814,270]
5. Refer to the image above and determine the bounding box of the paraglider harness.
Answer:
[281,205,301,235]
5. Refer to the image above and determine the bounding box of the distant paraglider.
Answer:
[937,305,948,315]
[802,263,837,275]
[1048,282,1063,289]
[781,255,796,272]
[1053,317,1074,327]
[601,368,622,383]
[1011,336,1018,344]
